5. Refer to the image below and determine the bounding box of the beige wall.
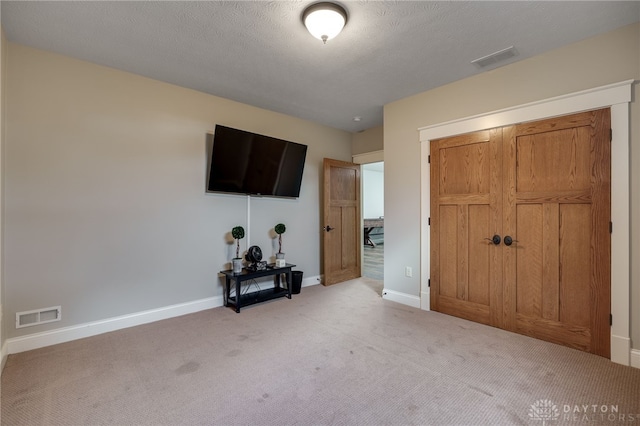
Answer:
[1,27,6,364]
[634,24,640,354]
[352,125,383,155]
[3,43,352,339]
[384,23,640,348]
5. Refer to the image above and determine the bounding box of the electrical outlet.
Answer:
[405,266,412,277]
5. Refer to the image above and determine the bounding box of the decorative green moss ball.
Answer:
[232,226,245,240]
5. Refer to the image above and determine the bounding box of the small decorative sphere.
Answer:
[275,223,286,235]
[232,226,245,240]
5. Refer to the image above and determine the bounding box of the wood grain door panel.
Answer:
[505,109,611,357]
[431,128,503,328]
[323,159,361,286]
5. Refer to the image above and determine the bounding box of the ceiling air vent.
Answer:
[471,46,518,69]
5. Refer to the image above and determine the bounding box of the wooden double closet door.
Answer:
[430,109,611,357]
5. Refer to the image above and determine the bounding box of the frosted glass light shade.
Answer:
[302,2,347,44]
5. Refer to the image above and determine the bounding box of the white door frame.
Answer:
[418,80,633,366]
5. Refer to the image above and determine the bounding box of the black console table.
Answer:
[220,263,295,312]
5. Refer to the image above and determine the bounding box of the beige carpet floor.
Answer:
[2,278,639,425]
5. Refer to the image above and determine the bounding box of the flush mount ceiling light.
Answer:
[302,2,348,44]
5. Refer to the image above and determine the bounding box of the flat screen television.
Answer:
[207,125,308,198]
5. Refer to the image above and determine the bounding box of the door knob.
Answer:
[485,235,501,245]
[504,236,518,246]
[323,225,334,232]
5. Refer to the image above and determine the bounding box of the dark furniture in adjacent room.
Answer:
[364,218,384,247]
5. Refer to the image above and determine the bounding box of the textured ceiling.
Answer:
[2,1,639,133]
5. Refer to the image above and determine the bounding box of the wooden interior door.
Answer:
[323,158,361,286]
[504,109,611,357]
[430,109,611,357]
[430,129,503,327]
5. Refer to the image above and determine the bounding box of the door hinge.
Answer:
[428,155,431,164]
[428,217,431,226]
[609,221,613,234]
[428,279,431,288]
[610,314,613,326]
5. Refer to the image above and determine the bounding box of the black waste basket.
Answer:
[288,271,303,294]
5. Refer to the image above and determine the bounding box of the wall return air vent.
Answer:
[16,306,61,328]
[471,46,518,68]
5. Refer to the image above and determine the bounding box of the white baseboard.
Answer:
[1,339,8,374]
[5,274,323,356]
[1,302,5,374]
[631,349,640,369]
[382,288,421,309]
[12,274,629,370]
[303,275,322,287]
[6,296,224,355]
[420,291,430,310]
[611,334,631,366]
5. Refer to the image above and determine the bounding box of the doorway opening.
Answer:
[362,161,384,281]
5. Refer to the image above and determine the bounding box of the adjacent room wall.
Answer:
[384,23,640,348]
[362,165,384,219]
[3,43,352,341]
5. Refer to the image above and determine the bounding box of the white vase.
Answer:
[232,258,243,273]
[275,252,286,267]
